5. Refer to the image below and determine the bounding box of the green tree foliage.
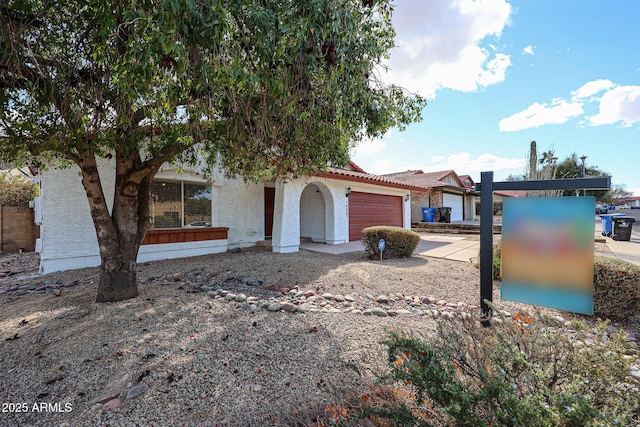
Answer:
[0,171,38,206]
[555,153,610,199]
[0,0,424,302]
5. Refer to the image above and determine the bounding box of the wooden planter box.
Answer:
[141,227,228,245]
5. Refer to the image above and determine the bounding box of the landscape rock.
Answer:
[102,398,121,411]
[126,384,149,400]
[267,303,281,312]
[281,303,297,313]
[296,304,310,313]
[372,307,388,317]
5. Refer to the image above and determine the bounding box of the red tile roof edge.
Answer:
[319,168,432,191]
[346,161,367,173]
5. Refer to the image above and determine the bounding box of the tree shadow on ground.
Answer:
[1,248,461,426]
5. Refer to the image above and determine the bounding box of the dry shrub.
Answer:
[373,308,639,427]
[361,226,420,259]
[594,255,640,318]
[477,248,640,319]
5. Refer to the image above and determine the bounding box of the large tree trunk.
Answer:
[96,247,139,302]
[77,149,153,303]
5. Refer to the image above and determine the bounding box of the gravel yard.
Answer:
[0,242,637,426]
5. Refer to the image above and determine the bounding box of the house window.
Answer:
[150,180,212,229]
[443,175,456,185]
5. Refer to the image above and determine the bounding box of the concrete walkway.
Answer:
[301,217,640,266]
[301,235,481,262]
[596,218,640,266]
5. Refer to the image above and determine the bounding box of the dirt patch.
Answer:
[0,247,635,426]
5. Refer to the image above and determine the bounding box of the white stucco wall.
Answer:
[39,160,231,274]
[39,160,113,273]
[300,184,326,242]
[271,176,410,252]
[214,176,264,249]
[39,158,413,271]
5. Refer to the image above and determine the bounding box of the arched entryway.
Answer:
[300,183,333,243]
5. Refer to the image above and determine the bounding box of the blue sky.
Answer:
[351,0,640,195]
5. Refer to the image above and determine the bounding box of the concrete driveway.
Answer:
[301,217,640,266]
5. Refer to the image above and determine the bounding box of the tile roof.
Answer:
[458,175,475,189]
[494,190,528,197]
[383,170,465,190]
[319,167,432,191]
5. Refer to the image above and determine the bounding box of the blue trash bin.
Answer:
[421,207,436,222]
[599,213,625,236]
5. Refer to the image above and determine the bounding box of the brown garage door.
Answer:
[349,192,403,240]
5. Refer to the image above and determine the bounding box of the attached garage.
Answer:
[442,192,463,222]
[348,192,403,240]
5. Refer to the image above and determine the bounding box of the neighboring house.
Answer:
[35,160,427,273]
[383,170,478,222]
[614,196,640,208]
[490,190,528,216]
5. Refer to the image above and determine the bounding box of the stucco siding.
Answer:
[215,177,264,249]
[38,159,234,273]
[38,160,413,272]
[39,160,115,273]
[300,184,326,242]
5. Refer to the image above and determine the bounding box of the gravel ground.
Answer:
[0,243,637,426]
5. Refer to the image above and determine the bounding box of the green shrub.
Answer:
[594,255,640,318]
[0,172,38,207]
[473,241,502,279]
[372,308,639,427]
[361,226,420,259]
[477,247,640,318]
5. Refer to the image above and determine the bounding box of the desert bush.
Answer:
[371,308,639,427]
[476,247,640,318]
[594,255,640,318]
[0,172,38,207]
[473,241,502,279]
[362,226,420,259]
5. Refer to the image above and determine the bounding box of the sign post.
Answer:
[475,174,610,324]
[378,239,386,262]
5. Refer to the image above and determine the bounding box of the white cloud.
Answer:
[499,98,584,132]
[352,137,387,156]
[522,45,535,55]
[426,152,525,174]
[431,155,445,162]
[500,80,640,131]
[367,159,395,175]
[571,79,615,100]
[626,187,640,197]
[586,85,640,127]
[383,0,513,98]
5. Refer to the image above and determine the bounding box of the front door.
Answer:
[264,187,275,237]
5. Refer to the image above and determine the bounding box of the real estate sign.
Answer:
[501,197,595,315]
